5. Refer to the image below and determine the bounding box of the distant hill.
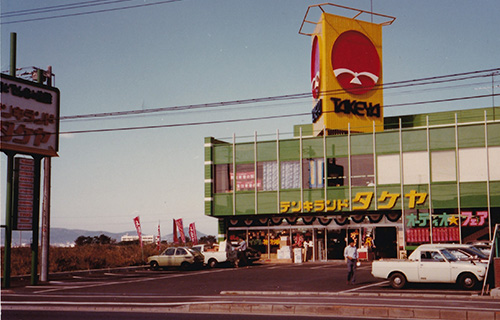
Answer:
[1,228,210,247]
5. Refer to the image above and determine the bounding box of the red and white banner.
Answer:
[133,216,143,248]
[156,223,161,251]
[189,223,198,245]
[173,219,178,243]
[175,218,186,243]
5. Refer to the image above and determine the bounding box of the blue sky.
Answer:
[1,0,499,237]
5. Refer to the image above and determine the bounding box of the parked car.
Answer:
[147,247,204,270]
[371,244,486,290]
[466,241,492,257]
[230,241,261,267]
[192,241,237,268]
[419,244,489,263]
[244,247,262,265]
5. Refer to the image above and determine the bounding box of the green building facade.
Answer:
[204,107,500,260]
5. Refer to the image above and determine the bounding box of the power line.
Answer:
[58,68,499,122]
[0,0,133,18]
[0,0,181,25]
[58,92,500,135]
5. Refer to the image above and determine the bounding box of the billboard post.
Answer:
[1,34,60,287]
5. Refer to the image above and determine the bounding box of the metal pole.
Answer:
[40,157,51,282]
[10,33,16,76]
[40,67,53,282]
[31,156,42,286]
[2,152,16,288]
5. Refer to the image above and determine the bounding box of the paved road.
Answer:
[2,262,499,319]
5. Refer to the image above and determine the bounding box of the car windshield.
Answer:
[187,248,198,255]
[440,249,458,262]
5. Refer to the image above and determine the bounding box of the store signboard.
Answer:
[279,190,427,214]
[309,12,385,134]
[405,210,488,244]
[1,74,60,157]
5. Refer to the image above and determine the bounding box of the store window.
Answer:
[377,154,400,185]
[281,161,300,189]
[403,151,429,185]
[304,158,325,189]
[215,164,233,193]
[326,157,347,187]
[351,154,375,186]
[431,150,456,182]
[490,146,500,180]
[459,148,487,182]
[261,161,278,191]
[234,163,261,191]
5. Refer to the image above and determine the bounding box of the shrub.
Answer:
[1,243,161,276]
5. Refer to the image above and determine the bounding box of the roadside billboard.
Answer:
[1,73,60,157]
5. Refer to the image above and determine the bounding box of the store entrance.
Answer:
[326,229,347,260]
[374,227,397,258]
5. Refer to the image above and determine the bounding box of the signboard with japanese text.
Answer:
[279,190,427,214]
[405,210,488,244]
[309,12,385,134]
[1,74,60,157]
[12,157,35,230]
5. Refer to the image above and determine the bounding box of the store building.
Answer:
[203,5,500,261]
[204,107,500,261]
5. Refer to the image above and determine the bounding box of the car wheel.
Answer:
[208,258,217,268]
[458,273,477,290]
[150,261,159,271]
[180,262,190,271]
[389,272,407,289]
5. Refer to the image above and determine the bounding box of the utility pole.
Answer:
[40,66,53,282]
[2,33,17,289]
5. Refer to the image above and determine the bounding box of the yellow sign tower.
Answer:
[300,4,395,135]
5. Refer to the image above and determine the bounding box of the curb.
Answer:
[3,301,499,320]
[187,302,500,320]
[220,290,498,300]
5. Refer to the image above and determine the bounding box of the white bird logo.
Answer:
[333,68,379,85]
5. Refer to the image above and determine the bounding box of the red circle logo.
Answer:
[331,31,380,95]
[311,36,320,99]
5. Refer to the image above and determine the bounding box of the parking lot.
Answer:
[4,261,486,296]
[3,261,499,320]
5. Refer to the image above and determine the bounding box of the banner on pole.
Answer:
[173,219,178,243]
[133,216,143,248]
[156,223,161,251]
[175,219,186,243]
[189,223,198,245]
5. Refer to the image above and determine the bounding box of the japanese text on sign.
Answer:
[0,74,59,157]
[406,211,488,228]
[280,190,427,213]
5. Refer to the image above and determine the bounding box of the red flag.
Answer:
[133,216,143,248]
[175,219,186,243]
[156,223,161,251]
[189,223,198,245]
[173,219,178,244]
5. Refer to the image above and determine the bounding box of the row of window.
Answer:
[214,147,500,193]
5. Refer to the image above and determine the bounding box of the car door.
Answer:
[159,247,175,266]
[418,250,452,282]
[174,248,188,266]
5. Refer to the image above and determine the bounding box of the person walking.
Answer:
[235,237,247,267]
[344,240,358,285]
